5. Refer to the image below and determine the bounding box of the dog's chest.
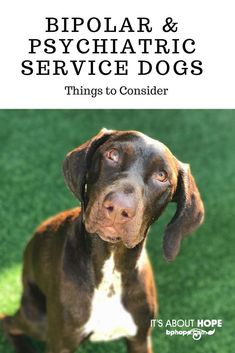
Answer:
[83,254,137,342]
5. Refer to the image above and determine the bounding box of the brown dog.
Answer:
[1,129,204,353]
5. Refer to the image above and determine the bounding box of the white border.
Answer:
[0,0,234,108]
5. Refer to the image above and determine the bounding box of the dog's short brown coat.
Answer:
[1,129,204,353]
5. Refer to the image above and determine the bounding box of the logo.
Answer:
[165,328,216,341]
[189,328,215,340]
[151,319,222,341]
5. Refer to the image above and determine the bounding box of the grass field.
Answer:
[0,110,235,353]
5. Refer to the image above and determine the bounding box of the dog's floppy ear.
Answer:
[163,162,205,262]
[63,128,113,204]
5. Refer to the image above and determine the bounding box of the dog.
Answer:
[1,129,204,353]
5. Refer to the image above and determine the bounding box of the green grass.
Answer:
[0,110,235,353]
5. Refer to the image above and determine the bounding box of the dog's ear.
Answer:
[163,162,205,262]
[63,128,113,204]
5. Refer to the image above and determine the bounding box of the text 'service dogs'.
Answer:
[1,129,204,353]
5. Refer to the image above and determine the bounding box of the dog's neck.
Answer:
[88,233,147,288]
[75,212,147,280]
[91,233,145,270]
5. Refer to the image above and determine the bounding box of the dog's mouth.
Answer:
[84,203,144,248]
[97,232,122,244]
[85,221,133,245]
[85,223,141,248]
[91,225,122,243]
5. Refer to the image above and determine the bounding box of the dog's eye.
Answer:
[153,171,168,182]
[105,149,119,163]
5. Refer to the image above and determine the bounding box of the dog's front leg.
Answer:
[46,300,81,353]
[46,334,80,353]
[126,335,153,353]
[46,347,76,353]
[46,334,79,353]
[46,317,82,353]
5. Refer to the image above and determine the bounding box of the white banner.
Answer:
[0,0,234,108]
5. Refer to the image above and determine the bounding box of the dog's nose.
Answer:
[103,192,137,223]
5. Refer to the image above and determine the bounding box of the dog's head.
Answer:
[63,129,204,261]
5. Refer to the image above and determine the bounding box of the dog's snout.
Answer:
[103,192,137,223]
